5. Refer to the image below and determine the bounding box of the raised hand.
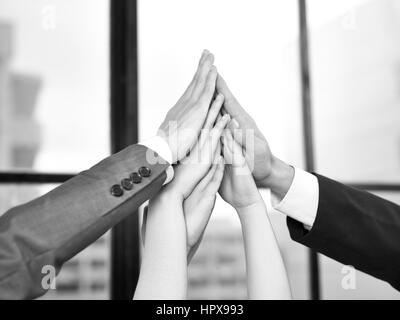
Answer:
[219,129,292,300]
[165,93,229,200]
[142,98,227,262]
[183,153,224,262]
[158,50,219,163]
[216,75,294,200]
[141,153,224,262]
[219,129,262,210]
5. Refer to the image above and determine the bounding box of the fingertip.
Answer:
[215,114,230,132]
[208,53,215,64]
[229,118,240,129]
[202,53,214,67]
[201,49,209,59]
[222,113,231,124]
[223,129,235,153]
[209,65,217,76]
[210,114,231,145]
[211,93,224,110]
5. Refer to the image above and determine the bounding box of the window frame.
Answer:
[298,0,400,300]
[0,0,141,300]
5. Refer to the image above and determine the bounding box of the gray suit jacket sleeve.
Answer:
[0,144,170,299]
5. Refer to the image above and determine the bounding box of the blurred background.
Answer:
[0,0,400,299]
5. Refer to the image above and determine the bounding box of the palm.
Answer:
[184,193,216,250]
[218,129,261,209]
[219,166,259,209]
[216,75,273,183]
[158,50,216,162]
[182,156,225,261]
[243,124,272,183]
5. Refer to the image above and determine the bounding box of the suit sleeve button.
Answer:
[139,167,151,177]
[130,172,142,184]
[111,184,124,197]
[121,178,134,190]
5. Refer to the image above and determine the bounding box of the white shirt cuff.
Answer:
[271,167,319,229]
[140,136,174,185]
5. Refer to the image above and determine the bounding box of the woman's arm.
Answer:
[134,94,228,300]
[136,154,225,299]
[237,202,291,299]
[219,129,292,299]
[134,190,188,300]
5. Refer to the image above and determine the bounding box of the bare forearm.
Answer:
[134,194,187,300]
[237,202,292,300]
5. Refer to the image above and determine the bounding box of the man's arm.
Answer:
[258,150,400,290]
[0,144,170,299]
[0,50,217,300]
[217,73,400,290]
[284,173,400,291]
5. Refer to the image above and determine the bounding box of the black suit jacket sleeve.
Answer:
[0,144,170,299]
[287,173,400,291]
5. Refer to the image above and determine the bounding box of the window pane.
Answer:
[308,0,400,183]
[319,191,400,299]
[138,0,308,299]
[0,0,110,173]
[0,184,110,299]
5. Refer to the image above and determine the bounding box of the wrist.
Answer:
[156,129,177,164]
[257,156,294,202]
[159,187,184,204]
[236,200,266,221]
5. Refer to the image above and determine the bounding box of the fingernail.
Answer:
[229,118,239,129]
[203,49,209,55]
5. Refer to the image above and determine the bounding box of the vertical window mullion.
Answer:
[110,0,140,300]
[298,0,321,300]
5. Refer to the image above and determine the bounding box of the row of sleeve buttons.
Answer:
[110,167,152,197]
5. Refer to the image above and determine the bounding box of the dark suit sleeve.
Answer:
[0,144,170,299]
[287,173,400,291]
